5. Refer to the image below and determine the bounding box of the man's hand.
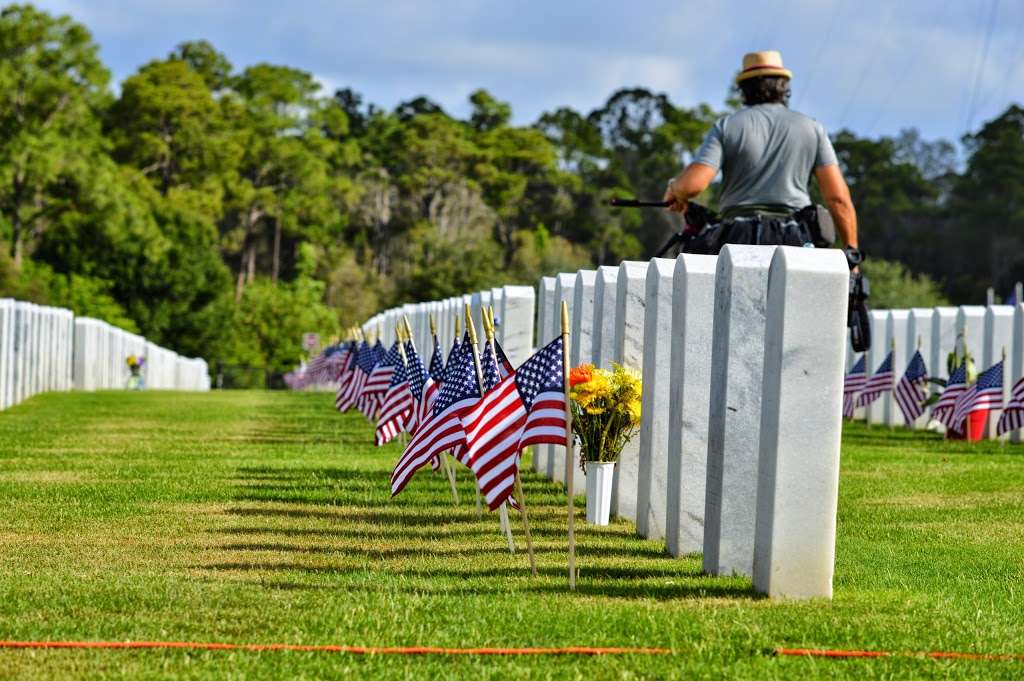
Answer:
[663,181,687,213]
[664,163,716,215]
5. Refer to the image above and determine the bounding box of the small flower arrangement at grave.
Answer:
[568,363,642,465]
[569,363,641,525]
[126,355,145,376]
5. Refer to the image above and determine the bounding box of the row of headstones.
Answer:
[0,300,74,410]
[361,285,537,369]
[530,246,849,599]
[358,246,849,599]
[0,299,211,411]
[852,304,1024,442]
[72,317,211,392]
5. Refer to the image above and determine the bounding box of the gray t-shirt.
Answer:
[692,103,838,213]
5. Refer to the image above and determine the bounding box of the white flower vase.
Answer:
[584,461,616,526]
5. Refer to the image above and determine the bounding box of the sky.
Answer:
[35,0,1024,145]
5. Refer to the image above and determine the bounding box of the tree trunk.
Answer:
[272,221,281,283]
[246,243,256,284]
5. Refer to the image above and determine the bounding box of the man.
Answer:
[663,50,860,264]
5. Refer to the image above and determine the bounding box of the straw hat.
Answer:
[736,50,792,83]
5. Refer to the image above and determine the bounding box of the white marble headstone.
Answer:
[1013,304,1024,444]
[533,277,556,475]
[956,306,985,363]
[571,270,597,367]
[884,310,910,426]
[592,266,619,368]
[636,258,675,540]
[500,285,535,368]
[864,310,890,425]
[906,308,935,429]
[551,273,577,486]
[611,262,647,521]
[984,305,1015,439]
[701,245,775,572]
[753,247,848,600]
[664,252,718,558]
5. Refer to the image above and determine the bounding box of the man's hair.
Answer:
[739,76,791,106]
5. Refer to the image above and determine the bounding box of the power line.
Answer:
[864,0,952,136]
[974,1,1021,122]
[794,0,845,110]
[836,5,894,130]
[963,0,1000,134]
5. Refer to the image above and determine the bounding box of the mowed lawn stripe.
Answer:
[0,390,1022,679]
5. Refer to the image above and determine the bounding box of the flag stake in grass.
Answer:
[561,299,576,591]
[465,303,516,555]
[482,304,537,576]
[407,315,458,504]
[429,314,461,505]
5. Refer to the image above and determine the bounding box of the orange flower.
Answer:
[569,364,593,387]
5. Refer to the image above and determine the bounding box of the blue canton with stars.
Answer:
[356,342,377,374]
[429,338,445,383]
[433,338,480,415]
[378,342,403,371]
[514,336,564,410]
[404,341,429,400]
[386,352,407,389]
[975,360,1003,391]
[481,342,501,391]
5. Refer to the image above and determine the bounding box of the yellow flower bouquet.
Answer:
[568,363,642,467]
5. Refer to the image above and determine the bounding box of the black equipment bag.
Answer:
[654,203,871,351]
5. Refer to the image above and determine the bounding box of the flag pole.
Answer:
[466,304,516,554]
[453,315,480,516]
[428,314,460,505]
[484,305,537,576]
[1001,346,1007,448]
[561,300,576,591]
[889,336,896,431]
[482,306,516,549]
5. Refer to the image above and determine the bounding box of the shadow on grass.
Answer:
[211,463,754,601]
[214,574,756,601]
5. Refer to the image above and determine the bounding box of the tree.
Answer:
[224,64,342,295]
[469,89,511,131]
[106,57,238,216]
[946,105,1024,300]
[0,4,110,265]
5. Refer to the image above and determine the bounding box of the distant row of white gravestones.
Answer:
[0,299,211,411]
[851,300,1024,443]
[362,245,849,600]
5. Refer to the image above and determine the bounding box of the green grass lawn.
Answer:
[0,390,1022,679]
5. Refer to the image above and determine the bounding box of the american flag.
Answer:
[428,336,445,383]
[403,340,436,435]
[951,360,1003,431]
[932,363,968,430]
[390,338,480,498]
[359,341,402,419]
[461,336,568,510]
[335,342,368,412]
[304,344,348,385]
[856,351,894,408]
[843,355,867,418]
[375,356,410,446]
[996,376,1024,436]
[894,350,929,425]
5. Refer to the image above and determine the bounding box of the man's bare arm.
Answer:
[814,164,858,248]
[663,163,717,214]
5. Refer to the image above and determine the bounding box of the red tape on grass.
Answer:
[775,648,1024,662]
[0,641,670,656]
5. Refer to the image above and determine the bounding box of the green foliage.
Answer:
[0,3,1019,377]
[861,258,949,309]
